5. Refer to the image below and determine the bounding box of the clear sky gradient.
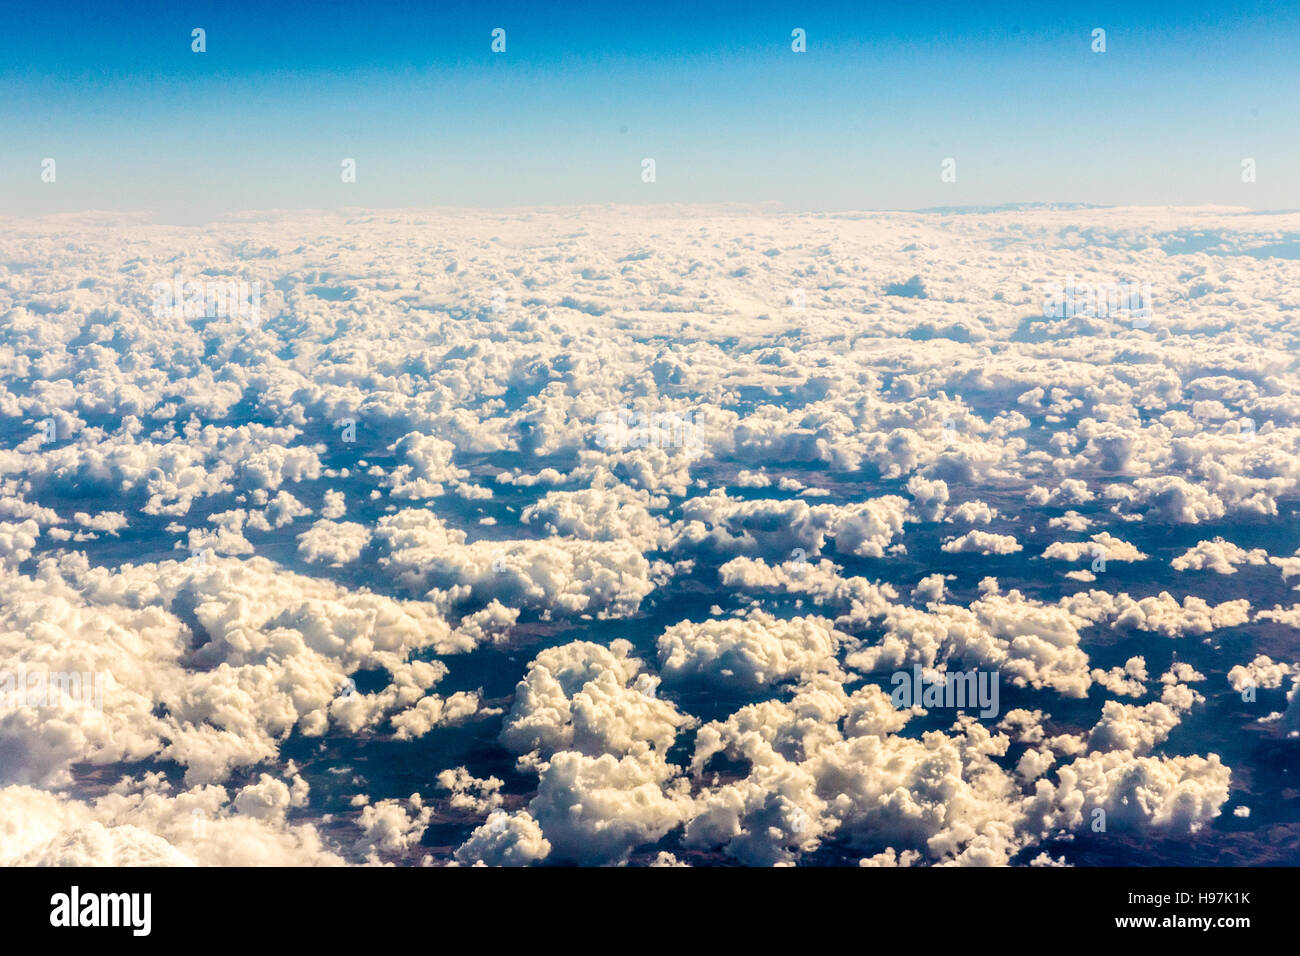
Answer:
[3,0,1298,220]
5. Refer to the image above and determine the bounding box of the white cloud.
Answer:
[941,531,1022,555]
[3,205,1292,867]
[1171,537,1268,574]
[1042,532,1147,564]
[297,520,371,566]
[656,612,846,689]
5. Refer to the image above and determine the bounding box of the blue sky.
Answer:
[3,0,1298,219]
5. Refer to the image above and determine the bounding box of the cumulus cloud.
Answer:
[1063,589,1251,639]
[297,520,371,566]
[2,205,1290,867]
[941,531,1022,555]
[656,612,846,689]
[1171,537,1268,574]
[1091,657,1148,698]
[374,509,657,618]
[1226,654,1292,693]
[1042,532,1148,564]
[453,810,551,866]
[500,639,694,761]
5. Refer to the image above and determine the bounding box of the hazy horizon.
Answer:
[5,0,1299,219]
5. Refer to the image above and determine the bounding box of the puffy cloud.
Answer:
[355,794,432,860]
[527,750,693,865]
[947,500,999,524]
[1047,511,1092,532]
[1171,537,1268,574]
[1268,550,1300,584]
[912,573,948,604]
[715,556,898,627]
[0,520,39,565]
[500,639,694,760]
[846,585,1094,698]
[1111,476,1226,524]
[1042,532,1147,564]
[1091,657,1148,698]
[262,491,313,528]
[1027,480,1094,506]
[906,475,949,521]
[941,531,1022,555]
[436,767,504,815]
[521,482,667,549]
[672,492,910,561]
[390,690,490,741]
[859,848,921,867]
[1226,654,1292,692]
[383,432,469,499]
[3,205,1292,867]
[297,520,371,566]
[453,810,551,866]
[656,613,846,689]
[374,508,656,618]
[0,776,344,866]
[73,511,128,535]
[1041,751,1230,833]
[320,489,347,520]
[1087,686,1197,755]
[1063,590,1251,638]
[0,550,477,788]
